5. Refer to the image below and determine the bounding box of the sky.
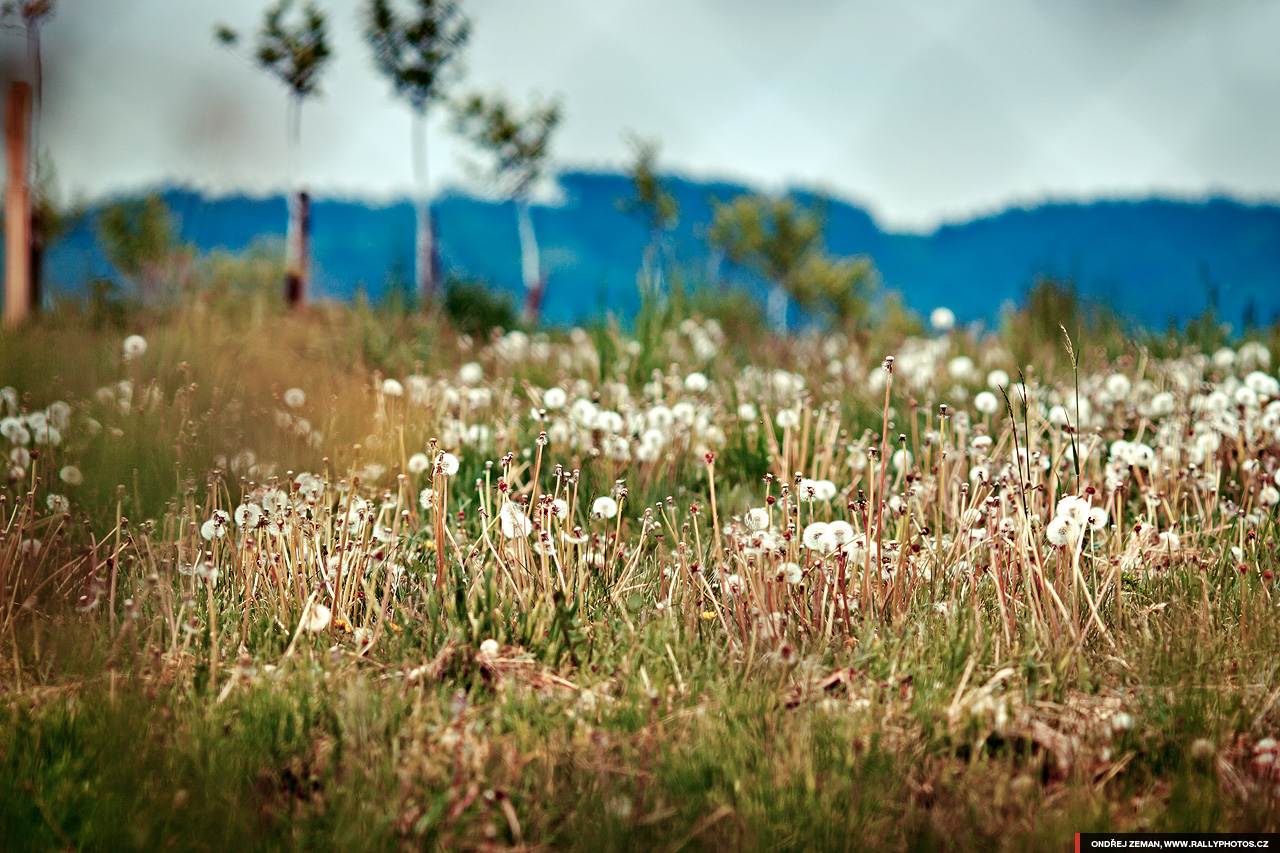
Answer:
[6,0,1280,232]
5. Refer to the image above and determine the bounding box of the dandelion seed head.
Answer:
[592,496,619,520]
[974,391,1000,415]
[437,452,460,477]
[930,307,956,333]
[122,334,147,359]
[300,602,331,633]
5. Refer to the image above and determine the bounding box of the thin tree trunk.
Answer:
[285,191,310,308]
[4,82,32,327]
[411,110,435,304]
[767,282,787,333]
[284,95,309,308]
[516,198,542,320]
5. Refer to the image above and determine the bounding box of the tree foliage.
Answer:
[364,0,469,115]
[453,92,562,199]
[97,194,187,300]
[708,195,876,328]
[618,134,678,236]
[0,1,54,29]
[216,0,332,101]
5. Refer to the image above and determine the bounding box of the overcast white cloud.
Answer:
[6,0,1279,230]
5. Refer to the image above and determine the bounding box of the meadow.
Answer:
[1,281,1279,851]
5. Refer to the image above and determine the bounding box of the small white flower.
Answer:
[418,488,436,511]
[592,496,619,520]
[478,638,500,659]
[737,403,758,421]
[200,510,231,541]
[300,601,331,633]
[802,522,829,551]
[1087,507,1108,531]
[59,465,83,485]
[1105,374,1132,398]
[550,498,569,520]
[46,493,69,514]
[122,334,147,359]
[458,361,484,385]
[381,378,404,397]
[828,520,855,547]
[974,391,1000,414]
[234,502,263,528]
[1046,516,1078,547]
[407,453,431,475]
[543,387,567,409]
[986,369,1009,390]
[929,306,955,333]
[283,387,306,408]
[1108,711,1134,734]
[744,507,770,532]
[684,372,709,393]
[499,503,532,538]
[781,562,803,584]
[775,409,800,430]
[1055,495,1090,524]
[436,452,460,476]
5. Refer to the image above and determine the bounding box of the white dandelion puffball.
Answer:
[407,453,431,474]
[1046,515,1078,547]
[59,465,84,485]
[499,503,532,538]
[543,386,567,409]
[122,334,147,359]
[479,638,500,659]
[828,520,855,546]
[437,452,460,476]
[459,362,484,385]
[802,522,829,551]
[233,502,263,528]
[930,307,956,333]
[550,498,570,520]
[775,409,800,430]
[684,372,709,393]
[974,391,1000,414]
[986,369,1009,390]
[1055,495,1090,524]
[744,507,770,532]
[381,378,405,397]
[46,493,69,514]
[300,601,331,633]
[283,387,306,408]
[200,510,230,541]
[418,488,435,511]
[592,496,619,520]
[782,562,804,585]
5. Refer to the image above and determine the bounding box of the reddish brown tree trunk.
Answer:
[285,190,310,308]
[3,81,31,328]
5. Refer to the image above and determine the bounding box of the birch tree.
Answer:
[216,0,332,307]
[364,0,469,304]
[453,91,561,319]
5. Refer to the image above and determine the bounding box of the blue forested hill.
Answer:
[39,170,1280,328]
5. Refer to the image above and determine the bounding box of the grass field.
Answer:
[2,286,1279,851]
